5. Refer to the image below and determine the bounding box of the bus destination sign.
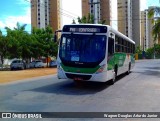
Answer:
[63,25,107,33]
[69,28,100,33]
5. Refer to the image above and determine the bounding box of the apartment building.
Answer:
[117,0,140,47]
[31,0,61,32]
[141,7,160,50]
[82,0,111,25]
[141,10,148,50]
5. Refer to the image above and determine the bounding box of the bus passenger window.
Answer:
[108,37,114,56]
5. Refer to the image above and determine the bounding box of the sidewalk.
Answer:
[0,68,57,84]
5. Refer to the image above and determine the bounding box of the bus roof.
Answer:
[62,24,135,44]
[107,25,135,44]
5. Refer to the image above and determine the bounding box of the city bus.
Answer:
[54,24,135,84]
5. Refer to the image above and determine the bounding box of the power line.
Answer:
[28,0,79,20]
[59,8,80,17]
[24,0,160,25]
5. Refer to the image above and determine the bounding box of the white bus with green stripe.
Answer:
[55,24,135,84]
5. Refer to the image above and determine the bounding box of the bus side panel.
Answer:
[112,53,133,76]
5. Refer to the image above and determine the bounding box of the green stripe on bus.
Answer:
[107,53,131,70]
[61,63,100,74]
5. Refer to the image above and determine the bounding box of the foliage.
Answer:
[135,46,142,54]
[77,13,94,24]
[154,44,160,55]
[77,13,106,24]
[148,7,160,41]
[152,19,160,41]
[72,19,76,24]
[0,22,58,65]
[98,20,106,24]
[32,26,58,66]
[6,23,32,59]
[145,44,160,59]
[0,30,10,64]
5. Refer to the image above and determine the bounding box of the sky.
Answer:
[0,0,160,34]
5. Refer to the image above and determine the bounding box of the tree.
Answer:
[77,13,106,24]
[148,7,160,41]
[2,23,58,67]
[5,22,32,60]
[5,26,20,58]
[135,46,142,54]
[31,27,45,58]
[78,13,94,24]
[152,19,160,41]
[0,30,9,65]
[32,26,58,67]
[145,44,160,59]
[43,26,57,67]
[72,19,76,24]
[98,20,106,24]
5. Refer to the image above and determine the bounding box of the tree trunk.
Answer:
[46,56,49,67]
[0,55,4,69]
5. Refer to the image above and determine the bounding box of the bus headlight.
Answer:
[96,64,106,74]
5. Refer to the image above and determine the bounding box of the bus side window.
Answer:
[108,37,114,56]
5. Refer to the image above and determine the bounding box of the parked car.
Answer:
[10,59,26,70]
[35,60,44,68]
[30,60,44,68]
[29,61,36,68]
[49,60,57,67]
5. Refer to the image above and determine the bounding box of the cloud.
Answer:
[0,21,5,28]
[16,0,31,5]
[0,7,31,30]
[141,0,147,11]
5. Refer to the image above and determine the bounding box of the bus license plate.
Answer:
[74,77,83,81]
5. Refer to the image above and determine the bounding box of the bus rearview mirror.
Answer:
[54,34,57,42]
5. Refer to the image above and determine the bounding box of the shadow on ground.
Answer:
[28,74,126,96]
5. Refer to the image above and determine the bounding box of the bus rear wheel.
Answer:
[126,63,131,75]
[110,71,116,85]
[110,65,118,85]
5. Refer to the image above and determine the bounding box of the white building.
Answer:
[141,6,160,50]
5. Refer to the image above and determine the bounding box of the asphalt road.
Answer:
[1,59,160,121]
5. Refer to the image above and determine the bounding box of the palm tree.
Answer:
[0,30,10,65]
[5,22,31,60]
[148,7,160,41]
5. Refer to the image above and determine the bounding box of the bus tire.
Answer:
[110,66,117,85]
[110,71,116,85]
[126,63,131,75]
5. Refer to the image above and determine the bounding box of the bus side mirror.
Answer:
[54,34,57,42]
[54,30,62,42]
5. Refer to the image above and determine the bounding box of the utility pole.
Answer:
[88,0,100,24]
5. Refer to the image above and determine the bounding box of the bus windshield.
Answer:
[59,34,106,67]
